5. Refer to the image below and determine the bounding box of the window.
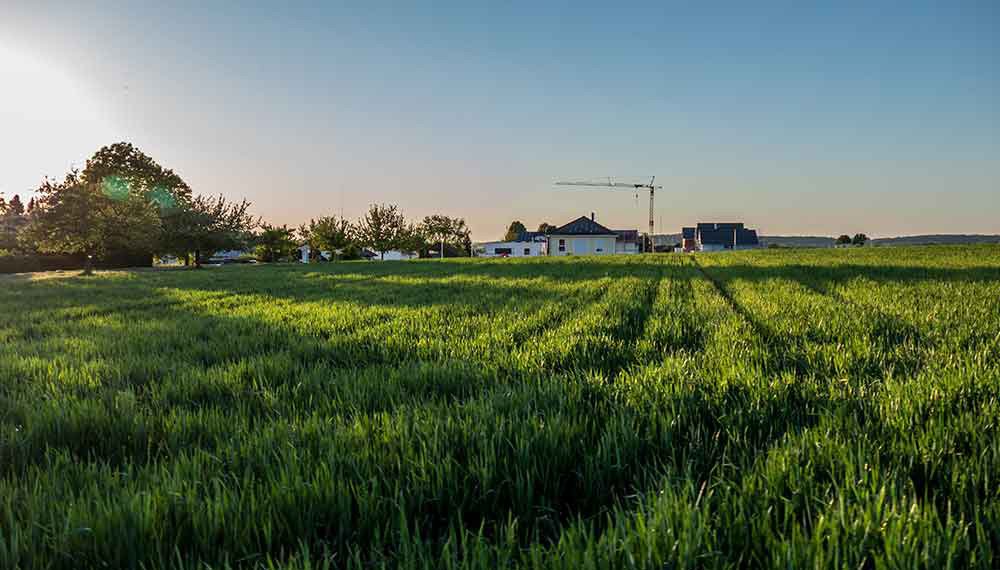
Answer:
[523,248,531,255]
[595,247,603,253]
[558,239,566,252]
[494,247,512,255]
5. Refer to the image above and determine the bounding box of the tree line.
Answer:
[1,142,471,274]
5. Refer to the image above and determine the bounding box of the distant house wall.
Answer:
[547,235,616,256]
[373,250,417,261]
[614,241,640,254]
[479,241,547,258]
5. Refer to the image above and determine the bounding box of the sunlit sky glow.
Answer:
[1,0,996,240]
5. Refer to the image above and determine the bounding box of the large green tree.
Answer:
[81,142,191,209]
[358,204,405,260]
[21,172,160,274]
[161,194,257,267]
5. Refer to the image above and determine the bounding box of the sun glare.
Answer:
[0,43,114,196]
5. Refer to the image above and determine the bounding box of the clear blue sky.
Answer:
[2,0,996,239]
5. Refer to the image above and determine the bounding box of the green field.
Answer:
[2,247,998,569]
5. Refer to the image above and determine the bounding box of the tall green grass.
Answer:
[1,247,997,568]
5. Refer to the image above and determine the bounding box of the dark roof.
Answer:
[613,229,639,242]
[736,229,759,245]
[715,222,745,230]
[515,230,548,242]
[698,229,733,246]
[552,216,616,235]
[682,227,696,239]
[696,222,716,231]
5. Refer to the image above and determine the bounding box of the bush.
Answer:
[0,252,153,274]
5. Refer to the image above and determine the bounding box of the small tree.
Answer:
[420,215,469,258]
[852,233,869,246]
[303,216,355,260]
[504,220,527,242]
[7,195,24,216]
[161,194,257,267]
[254,224,297,262]
[397,223,427,257]
[537,222,557,234]
[835,235,852,245]
[358,203,405,260]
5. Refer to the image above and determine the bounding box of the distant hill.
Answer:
[650,234,1000,249]
[870,234,1000,246]
[759,236,836,248]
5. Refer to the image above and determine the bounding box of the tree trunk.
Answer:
[184,253,190,266]
[82,253,94,276]
[194,249,202,269]
[440,238,444,259]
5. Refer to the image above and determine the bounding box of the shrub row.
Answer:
[0,252,153,274]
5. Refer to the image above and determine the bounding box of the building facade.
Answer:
[547,215,625,256]
[682,222,760,252]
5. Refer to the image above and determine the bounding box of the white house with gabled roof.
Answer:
[547,214,620,256]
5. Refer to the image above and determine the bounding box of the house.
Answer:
[479,231,548,258]
[613,229,641,254]
[684,222,760,251]
[298,244,333,263]
[368,249,418,261]
[547,214,631,256]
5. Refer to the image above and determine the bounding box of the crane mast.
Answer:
[554,177,663,252]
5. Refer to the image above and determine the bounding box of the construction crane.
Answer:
[554,177,663,252]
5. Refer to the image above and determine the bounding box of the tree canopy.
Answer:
[161,194,257,266]
[358,204,406,260]
[301,216,355,259]
[504,220,527,242]
[21,171,160,274]
[852,233,869,246]
[537,222,557,234]
[254,224,297,262]
[420,215,470,258]
[81,142,192,209]
[836,235,852,245]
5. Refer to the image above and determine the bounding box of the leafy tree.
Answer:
[397,223,427,257]
[358,203,405,260]
[21,171,160,275]
[836,235,852,245]
[81,142,192,208]
[852,233,869,246]
[26,197,36,214]
[504,220,527,242]
[420,215,470,258]
[7,195,24,216]
[254,224,297,262]
[0,194,29,253]
[161,194,257,267]
[301,216,355,260]
[537,222,557,234]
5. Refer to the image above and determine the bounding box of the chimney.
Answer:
[590,212,595,221]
